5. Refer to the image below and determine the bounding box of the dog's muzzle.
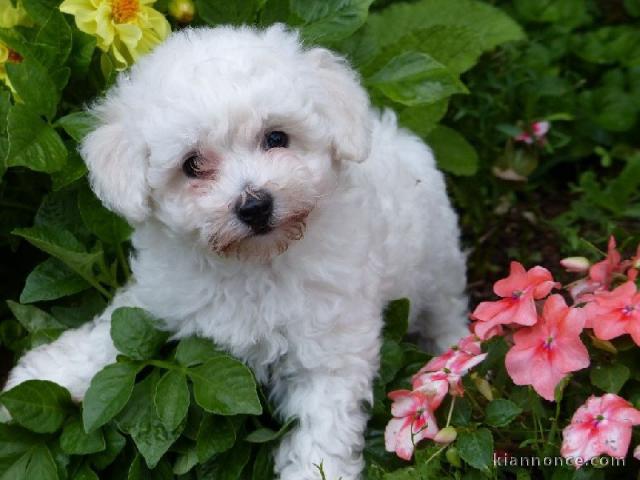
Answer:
[234,187,273,234]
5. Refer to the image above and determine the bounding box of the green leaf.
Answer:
[128,454,176,480]
[154,370,190,431]
[6,59,58,120]
[0,380,71,433]
[251,444,275,480]
[572,26,640,66]
[175,336,224,367]
[110,307,170,360]
[6,105,67,173]
[12,225,102,282]
[23,445,58,480]
[0,424,41,457]
[71,462,99,480]
[426,125,479,176]
[173,443,199,475]
[350,0,524,66]
[20,258,90,304]
[55,112,96,143]
[579,88,637,132]
[196,415,236,463]
[485,399,522,427]
[90,425,126,470]
[189,356,262,416]
[78,186,132,245]
[514,0,591,27]
[590,364,630,394]
[6,300,66,333]
[292,0,374,44]
[245,417,296,443]
[197,441,251,480]
[398,101,449,139]
[382,298,410,341]
[456,428,493,471]
[117,374,184,469]
[33,9,73,68]
[82,361,141,432]
[60,417,106,455]
[368,52,467,107]
[378,338,404,384]
[51,150,87,191]
[195,0,258,25]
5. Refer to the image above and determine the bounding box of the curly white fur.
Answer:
[5,25,469,479]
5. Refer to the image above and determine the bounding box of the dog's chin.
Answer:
[208,211,310,262]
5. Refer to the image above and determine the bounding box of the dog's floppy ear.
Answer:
[80,95,150,224]
[306,48,372,163]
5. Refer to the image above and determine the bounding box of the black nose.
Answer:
[235,189,274,234]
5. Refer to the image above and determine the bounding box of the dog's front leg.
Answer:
[3,289,138,400]
[272,320,381,480]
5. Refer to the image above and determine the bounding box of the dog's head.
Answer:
[81,25,371,260]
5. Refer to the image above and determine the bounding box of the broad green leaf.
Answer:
[0,380,71,433]
[363,26,483,76]
[82,361,141,432]
[245,417,296,443]
[292,0,374,44]
[456,428,493,471]
[51,290,106,329]
[154,370,190,431]
[398,100,449,139]
[378,338,404,384]
[251,444,275,480]
[20,258,90,304]
[117,374,184,468]
[173,443,199,475]
[0,424,41,457]
[382,298,410,342]
[60,416,105,455]
[572,26,640,66]
[6,300,65,332]
[368,52,467,107]
[51,150,87,191]
[197,441,251,480]
[195,0,258,25]
[69,29,96,76]
[71,463,99,480]
[12,225,102,281]
[23,445,58,480]
[89,425,126,469]
[514,0,591,27]
[127,455,173,480]
[21,0,61,24]
[590,364,630,394]
[56,111,96,143]
[189,356,262,415]
[350,0,524,66]
[6,105,67,173]
[110,307,170,360]
[485,399,522,427]
[579,88,637,132]
[6,59,58,120]
[78,186,132,245]
[33,9,73,68]
[426,125,479,176]
[176,336,225,367]
[196,415,236,463]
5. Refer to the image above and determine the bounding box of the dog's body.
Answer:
[5,26,468,479]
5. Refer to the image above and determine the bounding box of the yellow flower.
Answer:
[59,0,170,69]
[0,0,32,28]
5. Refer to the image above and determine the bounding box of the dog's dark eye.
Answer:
[263,131,289,149]
[182,154,203,178]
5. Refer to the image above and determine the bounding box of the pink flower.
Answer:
[472,262,559,340]
[505,295,589,401]
[569,237,627,300]
[584,281,640,345]
[412,334,487,398]
[561,394,640,465]
[514,121,550,145]
[384,389,440,460]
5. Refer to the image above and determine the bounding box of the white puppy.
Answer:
[5,25,468,479]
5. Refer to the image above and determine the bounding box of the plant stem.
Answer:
[116,243,131,280]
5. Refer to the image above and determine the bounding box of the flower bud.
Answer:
[471,373,493,401]
[434,426,457,444]
[445,446,461,467]
[168,0,195,23]
[560,256,590,273]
